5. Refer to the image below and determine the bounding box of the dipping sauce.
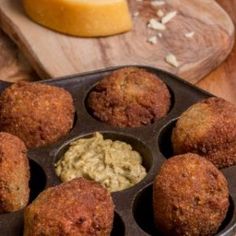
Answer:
[55,132,147,192]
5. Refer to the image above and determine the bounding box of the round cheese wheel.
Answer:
[23,0,132,37]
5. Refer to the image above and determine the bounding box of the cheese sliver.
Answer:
[23,0,132,37]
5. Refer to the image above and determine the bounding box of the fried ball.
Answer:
[0,81,74,148]
[0,132,30,213]
[172,97,236,169]
[153,153,229,236]
[87,67,171,127]
[24,178,114,236]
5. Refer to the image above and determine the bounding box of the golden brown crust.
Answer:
[24,178,114,236]
[87,67,171,127]
[0,132,30,212]
[0,82,75,148]
[172,97,236,168]
[153,153,229,236]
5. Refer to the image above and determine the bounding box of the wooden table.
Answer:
[197,0,236,104]
[0,0,235,104]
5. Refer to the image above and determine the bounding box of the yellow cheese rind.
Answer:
[23,0,132,37]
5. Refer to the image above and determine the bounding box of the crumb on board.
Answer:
[133,11,140,17]
[147,18,166,31]
[185,32,195,38]
[147,36,158,44]
[165,53,180,67]
[156,9,164,18]
[161,11,177,24]
[150,0,166,7]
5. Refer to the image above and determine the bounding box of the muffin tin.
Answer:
[0,65,235,236]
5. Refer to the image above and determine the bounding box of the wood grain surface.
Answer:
[197,0,236,104]
[0,29,37,82]
[0,0,234,83]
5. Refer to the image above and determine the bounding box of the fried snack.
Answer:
[0,82,74,148]
[172,97,236,168]
[0,132,30,213]
[24,178,114,236]
[87,67,171,127]
[153,153,229,236]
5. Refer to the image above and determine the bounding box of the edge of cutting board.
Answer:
[0,0,235,83]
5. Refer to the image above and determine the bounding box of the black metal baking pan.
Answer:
[0,65,235,236]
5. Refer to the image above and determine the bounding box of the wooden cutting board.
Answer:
[0,0,234,83]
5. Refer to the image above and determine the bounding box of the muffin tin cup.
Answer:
[0,65,235,236]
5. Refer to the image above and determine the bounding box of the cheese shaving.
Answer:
[185,32,195,38]
[147,36,158,44]
[148,18,166,31]
[151,0,166,7]
[161,11,177,24]
[165,53,179,67]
